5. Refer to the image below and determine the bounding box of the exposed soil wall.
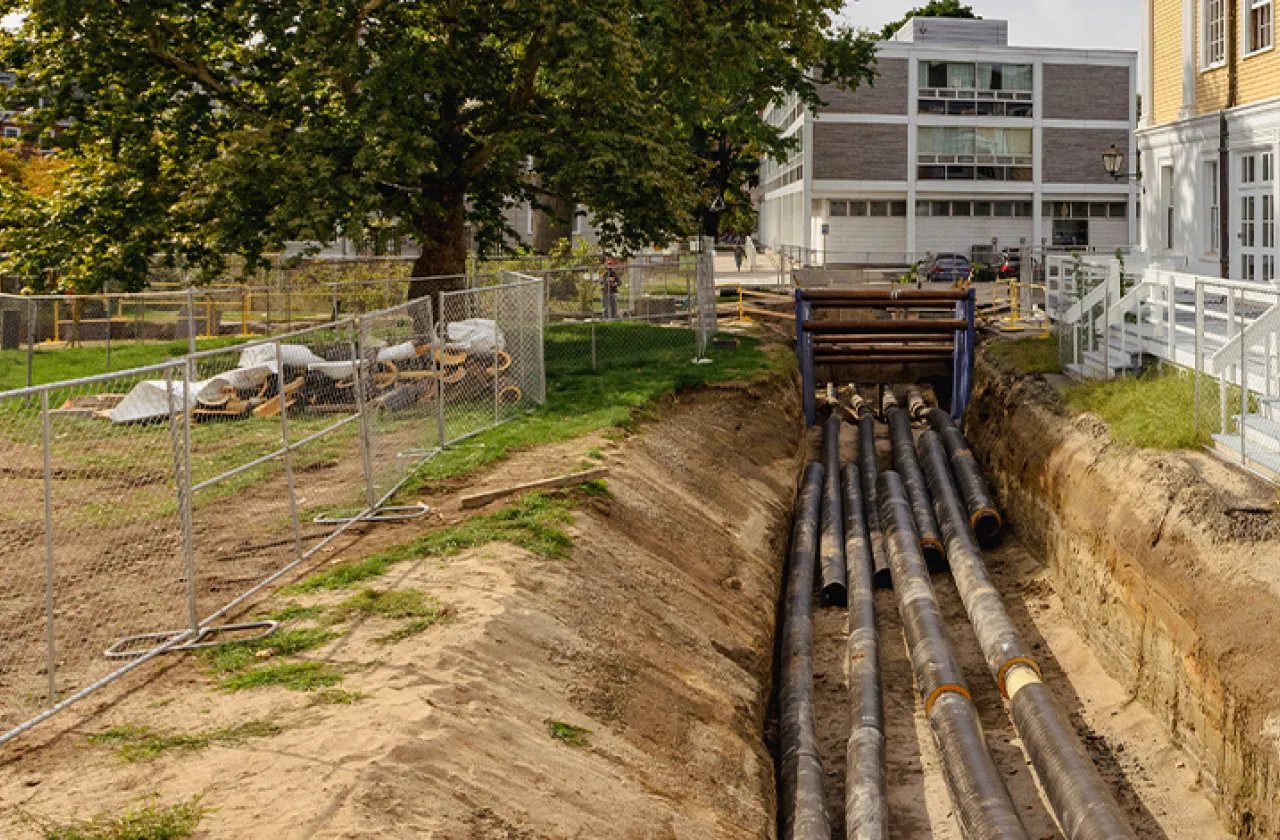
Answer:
[967,349,1280,838]
[0,377,803,839]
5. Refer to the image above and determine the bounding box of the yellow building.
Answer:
[1139,0,1280,279]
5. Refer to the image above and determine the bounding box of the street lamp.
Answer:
[1102,144,1138,181]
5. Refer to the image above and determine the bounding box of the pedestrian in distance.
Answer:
[734,243,745,272]
[602,261,621,319]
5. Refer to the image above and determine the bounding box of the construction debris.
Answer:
[459,467,609,509]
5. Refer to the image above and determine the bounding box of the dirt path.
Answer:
[808,417,1231,840]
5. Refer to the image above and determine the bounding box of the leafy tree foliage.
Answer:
[880,0,980,40]
[0,1,876,294]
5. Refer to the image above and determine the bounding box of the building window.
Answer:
[1264,152,1275,182]
[1053,220,1090,247]
[829,200,848,217]
[917,127,1033,181]
[993,201,1014,218]
[1241,195,1256,247]
[849,201,869,217]
[1242,154,1258,183]
[890,201,909,217]
[1160,165,1175,250]
[916,200,931,217]
[932,201,951,217]
[974,202,992,217]
[1015,202,1034,218]
[952,201,972,217]
[869,201,889,218]
[1264,194,1275,249]
[1207,161,1221,252]
[918,61,1033,117]
[1204,0,1227,67]
[1247,0,1274,55]
[1,127,17,139]
[1108,202,1129,218]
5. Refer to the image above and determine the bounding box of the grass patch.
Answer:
[218,661,343,693]
[987,336,1063,375]
[586,448,604,460]
[330,588,445,622]
[262,603,327,623]
[88,721,280,762]
[288,492,577,593]
[578,479,611,498]
[199,628,336,674]
[0,336,250,391]
[544,719,592,748]
[310,688,366,706]
[1064,368,1250,450]
[26,795,206,840]
[397,325,782,487]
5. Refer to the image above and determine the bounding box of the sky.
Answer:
[837,0,1141,51]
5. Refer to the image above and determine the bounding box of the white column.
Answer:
[1141,0,1155,129]
[802,108,813,260]
[1130,58,1141,246]
[1033,60,1045,250]
[906,54,919,257]
[1180,0,1196,119]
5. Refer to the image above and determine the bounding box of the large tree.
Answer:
[880,0,980,40]
[0,1,877,295]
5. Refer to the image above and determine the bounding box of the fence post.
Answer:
[1194,281,1204,434]
[591,322,597,371]
[40,390,57,709]
[275,341,304,561]
[26,298,35,392]
[186,288,196,355]
[330,284,339,321]
[349,317,378,511]
[104,294,112,373]
[434,318,447,450]
[1241,301,1249,466]
[179,360,198,634]
[1223,289,1234,434]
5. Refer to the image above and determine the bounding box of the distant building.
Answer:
[1137,0,1280,280]
[757,18,1139,263]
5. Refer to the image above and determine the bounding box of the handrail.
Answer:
[1210,301,1280,374]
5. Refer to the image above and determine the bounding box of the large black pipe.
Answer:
[819,413,848,607]
[857,412,892,589]
[779,463,832,840]
[917,431,1138,840]
[884,403,947,571]
[841,463,888,840]
[877,471,1029,840]
[924,407,1003,546]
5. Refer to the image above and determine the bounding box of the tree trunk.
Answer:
[532,193,573,253]
[409,188,470,306]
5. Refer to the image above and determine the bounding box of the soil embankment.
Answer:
[968,349,1280,838]
[0,378,802,839]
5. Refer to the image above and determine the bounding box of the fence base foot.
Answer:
[312,503,431,526]
[104,621,278,660]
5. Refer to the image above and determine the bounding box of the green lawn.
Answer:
[986,336,1063,376]
[403,323,785,486]
[0,336,251,392]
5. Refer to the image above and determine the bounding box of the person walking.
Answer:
[733,243,745,272]
[602,262,621,319]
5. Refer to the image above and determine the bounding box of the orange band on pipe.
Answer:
[997,657,1043,699]
[970,508,1003,531]
[924,683,972,715]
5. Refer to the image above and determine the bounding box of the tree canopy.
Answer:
[0,1,877,294]
[880,0,980,40]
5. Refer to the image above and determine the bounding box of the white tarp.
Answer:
[309,361,357,380]
[238,343,326,372]
[109,366,274,423]
[376,341,419,363]
[447,319,505,354]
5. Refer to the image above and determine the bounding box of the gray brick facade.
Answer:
[1043,128,1130,183]
[816,59,909,115]
[1042,64,1132,122]
[812,123,909,181]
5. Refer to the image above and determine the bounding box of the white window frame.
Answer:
[1244,0,1275,57]
[1203,0,1228,69]
[1,126,18,139]
[1206,160,1221,253]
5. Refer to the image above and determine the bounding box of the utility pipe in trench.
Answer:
[852,397,892,589]
[883,394,948,571]
[877,471,1030,840]
[841,462,888,840]
[779,463,831,840]
[916,430,1138,840]
[819,412,848,606]
[920,403,1003,547]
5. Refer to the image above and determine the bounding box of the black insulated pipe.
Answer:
[885,403,948,572]
[857,412,892,589]
[917,431,1139,840]
[840,463,888,840]
[779,463,832,840]
[819,413,848,607]
[925,407,1004,547]
[876,471,1029,840]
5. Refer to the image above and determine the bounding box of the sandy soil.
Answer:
[0,378,802,839]
[807,411,1232,840]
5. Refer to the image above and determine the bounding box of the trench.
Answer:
[767,374,1235,839]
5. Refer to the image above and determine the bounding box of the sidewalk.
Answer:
[712,252,786,287]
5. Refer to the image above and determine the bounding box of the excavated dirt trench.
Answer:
[964,349,1280,839]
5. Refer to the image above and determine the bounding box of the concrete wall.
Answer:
[812,123,909,181]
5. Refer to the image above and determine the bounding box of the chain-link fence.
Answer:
[0,281,546,744]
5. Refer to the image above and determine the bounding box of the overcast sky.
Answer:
[838,1,1141,51]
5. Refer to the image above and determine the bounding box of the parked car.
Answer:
[929,253,973,283]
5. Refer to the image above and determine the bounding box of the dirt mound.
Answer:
[0,378,802,839]
[969,348,1280,838]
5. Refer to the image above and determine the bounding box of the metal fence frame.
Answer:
[0,280,545,745]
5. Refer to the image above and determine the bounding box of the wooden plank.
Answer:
[252,376,305,418]
[460,467,610,510]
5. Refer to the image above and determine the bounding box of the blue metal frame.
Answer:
[796,290,816,426]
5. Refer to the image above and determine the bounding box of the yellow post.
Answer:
[739,284,744,320]
[205,297,214,339]
[242,291,250,336]
[53,300,59,343]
